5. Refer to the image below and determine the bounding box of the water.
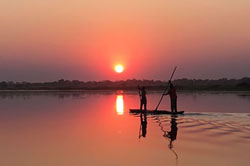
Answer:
[0,91,249,166]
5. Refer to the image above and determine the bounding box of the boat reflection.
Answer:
[132,111,179,162]
[116,95,124,115]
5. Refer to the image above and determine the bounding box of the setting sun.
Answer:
[114,65,124,73]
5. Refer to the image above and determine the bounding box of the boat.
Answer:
[129,109,184,115]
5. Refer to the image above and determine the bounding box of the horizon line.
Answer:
[1,77,250,83]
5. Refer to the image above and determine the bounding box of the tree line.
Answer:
[0,77,250,91]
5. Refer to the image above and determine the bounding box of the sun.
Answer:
[114,64,124,73]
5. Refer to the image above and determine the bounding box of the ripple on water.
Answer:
[149,113,250,144]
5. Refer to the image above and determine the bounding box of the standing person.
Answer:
[164,81,177,112]
[139,86,147,111]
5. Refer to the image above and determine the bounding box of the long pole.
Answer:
[154,66,177,111]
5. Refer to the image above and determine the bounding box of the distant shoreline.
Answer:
[0,77,250,91]
[0,89,250,94]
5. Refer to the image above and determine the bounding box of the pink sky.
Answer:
[0,0,250,81]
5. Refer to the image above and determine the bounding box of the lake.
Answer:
[0,91,249,166]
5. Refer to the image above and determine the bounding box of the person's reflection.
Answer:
[166,115,178,149]
[152,115,179,162]
[139,112,147,138]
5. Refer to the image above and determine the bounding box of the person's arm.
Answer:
[137,85,142,96]
[139,90,142,97]
[163,90,170,95]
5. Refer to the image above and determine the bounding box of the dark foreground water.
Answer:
[0,91,249,166]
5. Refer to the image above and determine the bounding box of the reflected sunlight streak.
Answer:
[116,95,124,115]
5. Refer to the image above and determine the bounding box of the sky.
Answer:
[0,0,250,82]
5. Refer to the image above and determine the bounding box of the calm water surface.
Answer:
[0,91,249,166]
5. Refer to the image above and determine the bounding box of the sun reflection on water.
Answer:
[116,95,124,115]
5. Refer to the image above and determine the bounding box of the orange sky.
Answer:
[0,0,250,81]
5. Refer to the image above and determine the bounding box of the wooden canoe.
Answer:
[129,109,184,115]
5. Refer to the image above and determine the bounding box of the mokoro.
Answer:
[129,109,184,115]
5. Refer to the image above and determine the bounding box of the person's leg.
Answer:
[171,99,174,112]
[175,99,177,112]
[142,103,145,113]
[140,100,143,110]
[144,101,147,111]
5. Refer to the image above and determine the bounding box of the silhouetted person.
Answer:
[167,115,178,149]
[139,112,147,138]
[164,81,177,112]
[139,86,147,111]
